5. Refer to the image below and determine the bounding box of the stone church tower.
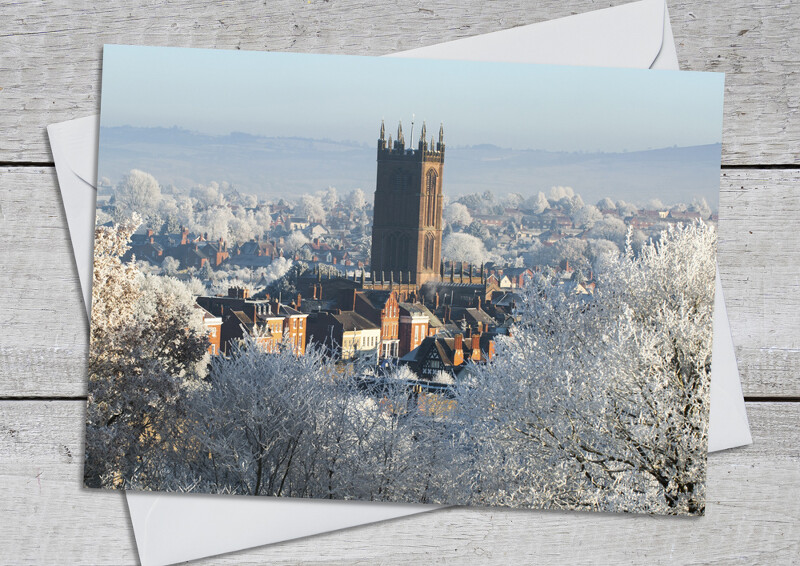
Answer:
[370,119,445,287]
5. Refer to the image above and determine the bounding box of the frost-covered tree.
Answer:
[162,256,180,276]
[347,188,367,210]
[114,170,162,217]
[192,182,225,208]
[319,186,339,211]
[587,216,629,248]
[86,217,209,490]
[284,231,310,253]
[193,337,336,496]
[616,200,638,218]
[464,220,491,242]
[465,221,716,514]
[549,185,574,201]
[523,191,550,213]
[185,277,208,296]
[597,197,616,211]
[504,193,525,209]
[194,206,234,241]
[442,232,491,265]
[297,194,326,223]
[571,204,603,228]
[240,193,259,208]
[524,237,591,272]
[443,202,473,228]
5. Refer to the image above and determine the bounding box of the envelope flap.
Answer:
[49,115,100,187]
[391,0,666,69]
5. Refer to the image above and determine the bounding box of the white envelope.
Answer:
[48,1,750,564]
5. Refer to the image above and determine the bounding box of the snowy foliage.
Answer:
[114,170,162,219]
[319,186,339,211]
[443,202,473,227]
[162,256,180,276]
[441,232,492,265]
[548,185,575,201]
[464,221,716,514]
[191,182,225,208]
[524,191,550,213]
[616,200,639,218]
[284,231,310,253]
[597,197,616,211]
[86,217,209,489]
[297,194,326,223]
[88,219,715,515]
[571,203,604,228]
[346,188,367,210]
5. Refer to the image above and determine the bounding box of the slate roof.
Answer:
[399,302,445,328]
[331,310,379,331]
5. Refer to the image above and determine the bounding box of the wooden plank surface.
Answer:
[2,166,797,398]
[0,400,797,565]
[0,0,798,165]
[1,1,798,564]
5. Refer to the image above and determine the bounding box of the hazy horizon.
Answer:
[100,46,724,154]
[98,125,721,209]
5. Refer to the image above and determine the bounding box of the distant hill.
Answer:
[98,126,721,208]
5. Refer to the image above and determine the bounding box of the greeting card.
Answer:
[87,45,724,515]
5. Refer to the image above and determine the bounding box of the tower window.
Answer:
[424,232,435,270]
[425,169,438,226]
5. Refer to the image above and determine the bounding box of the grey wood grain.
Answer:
[2,166,797,397]
[0,0,798,165]
[0,400,796,565]
[1,2,797,564]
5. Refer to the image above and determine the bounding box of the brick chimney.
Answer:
[352,289,357,311]
[471,334,481,361]
[453,334,464,366]
[296,293,302,309]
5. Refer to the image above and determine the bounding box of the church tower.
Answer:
[370,119,445,287]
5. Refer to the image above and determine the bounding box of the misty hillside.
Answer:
[98,126,721,207]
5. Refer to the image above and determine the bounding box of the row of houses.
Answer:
[127,224,366,273]
[195,282,507,381]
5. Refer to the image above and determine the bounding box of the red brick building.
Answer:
[351,289,400,359]
[398,302,442,357]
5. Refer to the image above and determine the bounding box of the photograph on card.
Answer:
[87,45,723,516]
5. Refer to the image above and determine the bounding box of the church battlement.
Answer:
[377,119,445,163]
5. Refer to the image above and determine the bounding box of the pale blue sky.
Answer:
[100,45,724,153]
